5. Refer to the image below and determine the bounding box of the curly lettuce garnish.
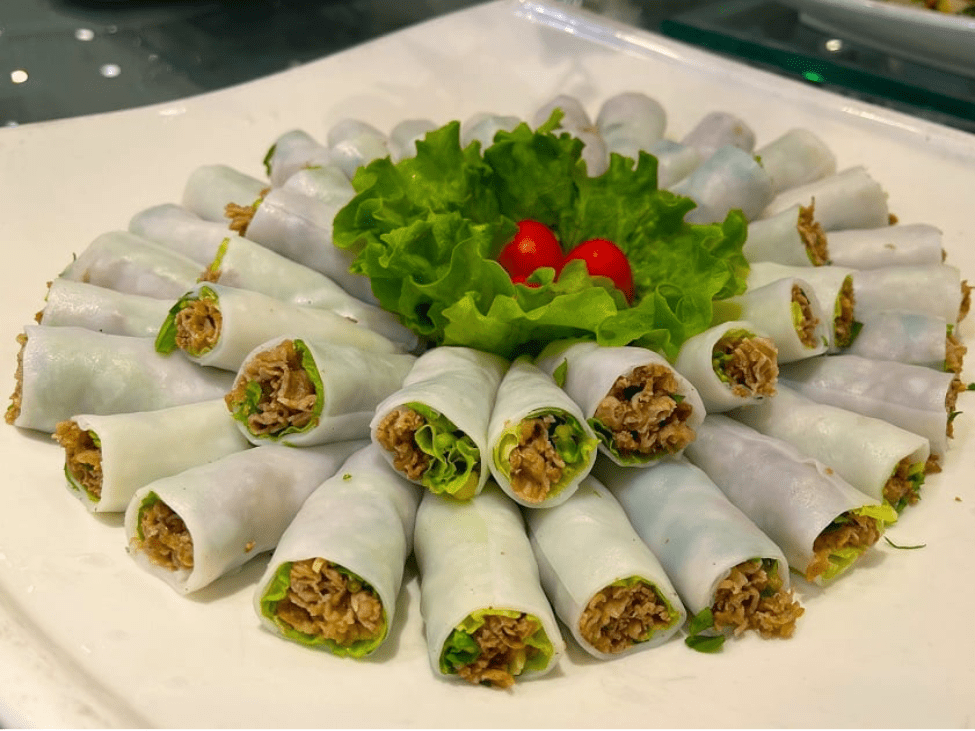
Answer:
[409,402,481,500]
[332,113,748,359]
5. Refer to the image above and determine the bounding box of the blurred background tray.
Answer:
[5,0,975,134]
[659,0,975,134]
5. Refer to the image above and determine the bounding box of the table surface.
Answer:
[3,0,974,132]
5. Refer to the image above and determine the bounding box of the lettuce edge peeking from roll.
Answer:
[578,575,682,655]
[155,285,221,357]
[200,237,233,283]
[807,503,898,584]
[257,558,388,658]
[493,408,598,505]
[885,458,926,513]
[832,274,861,349]
[374,403,480,500]
[439,608,556,688]
[226,338,324,441]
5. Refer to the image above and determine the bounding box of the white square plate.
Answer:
[2,1,974,727]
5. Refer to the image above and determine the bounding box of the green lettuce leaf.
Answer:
[154,285,220,356]
[409,402,481,500]
[258,561,387,658]
[684,608,725,653]
[332,116,749,360]
[889,460,926,513]
[134,491,162,542]
[819,503,899,583]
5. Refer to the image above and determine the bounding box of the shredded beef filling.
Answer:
[714,335,778,398]
[926,453,942,475]
[137,500,194,571]
[273,558,384,648]
[884,457,921,509]
[175,298,222,356]
[797,203,829,266]
[946,331,967,374]
[507,415,564,504]
[455,613,540,689]
[5,332,26,425]
[833,276,857,348]
[593,364,695,460]
[712,560,803,639]
[792,285,820,348]
[224,187,269,237]
[805,512,881,582]
[225,340,318,437]
[53,420,103,499]
[579,580,673,654]
[374,407,430,480]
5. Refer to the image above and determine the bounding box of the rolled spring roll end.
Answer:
[440,610,554,689]
[591,362,698,463]
[53,420,102,502]
[225,339,318,440]
[128,491,194,577]
[374,404,480,501]
[577,576,681,655]
[710,558,803,639]
[258,557,387,657]
[805,506,892,584]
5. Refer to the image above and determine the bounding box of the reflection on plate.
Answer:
[780,0,975,76]
[2,0,975,727]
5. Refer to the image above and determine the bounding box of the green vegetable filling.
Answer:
[885,459,926,512]
[403,403,480,499]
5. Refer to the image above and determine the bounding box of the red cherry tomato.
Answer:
[497,220,563,280]
[509,273,540,288]
[563,238,634,302]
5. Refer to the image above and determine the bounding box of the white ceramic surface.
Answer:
[780,0,975,76]
[2,0,975,727]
